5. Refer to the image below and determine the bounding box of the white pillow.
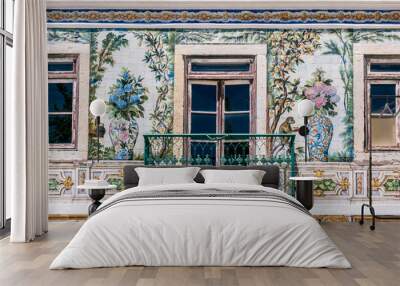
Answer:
[135,167,200,186]
[200,169,265,185]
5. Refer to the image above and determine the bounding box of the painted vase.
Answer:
[307,114,333,162]
[109,117,139,160]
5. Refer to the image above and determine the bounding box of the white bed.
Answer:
[50,183,351,269]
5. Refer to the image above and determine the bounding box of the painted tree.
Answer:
[174,30,218,44]
[133,32,173,135]
[220,30,320,134]
[268,30,321,134]
[47,29,91,44]
[132,30,220,158]
[323,30,400,160]
[107,68,149,159]
[88,32,129,159]
[89,32,129,102]
[220,30,269,44]
[200,30,320,156]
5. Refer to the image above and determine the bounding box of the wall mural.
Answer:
[301,69,339,161]
[48,28,400,162]
[47,28,400,207]
[107,68,148,160]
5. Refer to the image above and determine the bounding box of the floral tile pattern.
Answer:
[45,12,400,216]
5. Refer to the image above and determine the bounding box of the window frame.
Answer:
[188,80,218,134]
[186,55,256,80]
[185,56,256,165]
[222,79,252,134]
[365,57,400,151]
[48,54,79,150]
[185,56,256,133]
[367,57,400,78]
[1,0,14,232]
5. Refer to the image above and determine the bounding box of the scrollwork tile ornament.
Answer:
[48,10,400,25]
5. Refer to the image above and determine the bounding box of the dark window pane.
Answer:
[224,113,249,133]
[370,84,396,114]
[49,115,72,144]
[191,142,216,165]
[191,63,250,72]
[48,82,73,112]
[371,84,396,96]
[191,114,216,133]
[223,142,249,165]
[371,98,396,114]
[48,62,74,72]
[192,84,217,112]
[371,63,400,73]
[225,84,250,111]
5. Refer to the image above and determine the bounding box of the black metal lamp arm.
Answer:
[96,116,100,163]
[298,116,310,162]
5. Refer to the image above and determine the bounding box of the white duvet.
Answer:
[50,183,351,269]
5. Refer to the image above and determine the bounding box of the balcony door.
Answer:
[186,58,255,165]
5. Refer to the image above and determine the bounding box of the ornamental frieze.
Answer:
[47,10,400,24]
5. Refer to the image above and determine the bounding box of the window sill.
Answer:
[49,149,87,162]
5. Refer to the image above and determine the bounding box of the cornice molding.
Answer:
[47,8,400,26]
[46,1,400,10]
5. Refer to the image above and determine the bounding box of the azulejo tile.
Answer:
[47,9,400,25]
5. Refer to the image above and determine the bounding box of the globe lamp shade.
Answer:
[90,99,106,117]
[297,99,314,118]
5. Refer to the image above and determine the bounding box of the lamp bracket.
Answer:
[298,126,309,137]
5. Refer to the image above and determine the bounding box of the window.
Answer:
[48,55,79,149]
[366,57,400,149]
[1,0,14,231]
[5,0,14,33]
[186,57,255,164]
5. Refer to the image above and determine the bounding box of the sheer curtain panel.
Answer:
[9,0,48,242]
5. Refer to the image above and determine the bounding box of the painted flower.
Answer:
[330,95,340,104]
[115,87,125,97]
[117,126,129,142]
[322,85,337,97]
[301,69,340,116]
[304,82,338,109]
[123,84,133,93]
[109,95,118,103]
[304,87,317,100]
[116,149,129,160]
[116,99,127,109]
[130,95,140,104]
[122,71,130,80]
[108,69,148,115]
[314,96,327,109]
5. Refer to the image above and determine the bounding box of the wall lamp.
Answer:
[89,99,106,163]
[297,99,315,162]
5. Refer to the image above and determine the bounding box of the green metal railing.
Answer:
[143,133,297,195]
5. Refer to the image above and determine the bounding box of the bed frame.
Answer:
[123,165,281,190]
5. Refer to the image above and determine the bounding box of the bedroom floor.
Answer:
[0,221,399,286]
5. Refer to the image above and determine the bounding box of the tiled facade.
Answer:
[47,10,400,216]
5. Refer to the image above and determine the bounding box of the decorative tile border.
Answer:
[354,171,367,197]
[47,9,400,25]
[48,169,76,197]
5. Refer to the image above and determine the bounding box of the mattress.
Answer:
[50,183,351,269]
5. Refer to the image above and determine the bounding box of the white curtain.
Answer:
[9,0,48,242]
